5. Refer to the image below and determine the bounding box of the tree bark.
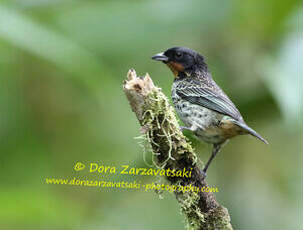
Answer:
[123,69,233,230]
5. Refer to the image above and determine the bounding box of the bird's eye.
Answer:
[175,52,183,59]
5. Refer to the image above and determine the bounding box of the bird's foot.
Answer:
[201,170,207,180]
[180,125,198,132]
[180,126,191,132]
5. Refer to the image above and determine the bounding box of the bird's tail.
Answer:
[233,120,269,144]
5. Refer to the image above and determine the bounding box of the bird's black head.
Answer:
[151,47,207,78]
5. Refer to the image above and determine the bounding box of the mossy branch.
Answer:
[123,69,233,230]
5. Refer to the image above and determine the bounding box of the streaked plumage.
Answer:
[152,47,268,176]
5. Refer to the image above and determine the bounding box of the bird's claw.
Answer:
[180,126,190,132]
[201,170,207,180]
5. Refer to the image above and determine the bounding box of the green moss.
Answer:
[140,89,182,167]
[178,190,204,230]
[137,89,194,167]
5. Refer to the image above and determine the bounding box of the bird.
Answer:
[151,47,268,177]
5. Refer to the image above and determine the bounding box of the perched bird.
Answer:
[152,47,268,177]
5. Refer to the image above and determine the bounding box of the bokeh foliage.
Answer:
[0,0,303,229]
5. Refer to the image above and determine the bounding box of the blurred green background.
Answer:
[1,0,303,229]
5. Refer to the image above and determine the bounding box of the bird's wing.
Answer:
[175,79,243,121]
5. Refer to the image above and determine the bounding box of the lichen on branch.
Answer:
[123,69,233,230]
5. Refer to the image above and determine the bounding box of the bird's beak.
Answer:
[151,52,169,62]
